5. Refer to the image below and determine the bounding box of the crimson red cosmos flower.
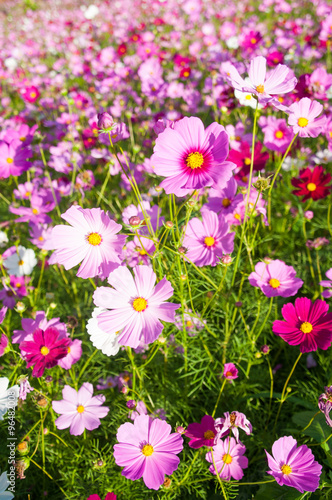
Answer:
[184,415,217,448]
[291,166,331,202]
[272,298,332,353]
[228,141,269,184]
[20,327,70,378]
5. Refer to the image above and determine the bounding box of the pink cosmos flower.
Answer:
[87,494,116,500]
[13,310,68,344]
[183,210,234,267]
[272,298,332,353]
[265,436,322,493]
[0,306,7,324]
[320,268,332,298]
[223,363,238,380]
[287,98,326,138]
[151,116,235,196]
[93,265,180,349]
[20,327,70,378]
[215,411,252,443]
[259,116,294,153]
[113,414,183,490]
[0,140,32,178]
[46,206,126,279]
[226,56,297,104]
[205,177,242,216]
[185,415,217,448]
[0,333,8,357]
[206,437,248,481]
[52,383,109,436]
[318,386,332,427]
[57,339,82,370]
[248,260,303,298]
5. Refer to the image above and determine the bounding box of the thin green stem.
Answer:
[212,378,227,418]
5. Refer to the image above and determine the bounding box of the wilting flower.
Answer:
[291,166,331,202]
[223,363,238,380]
[225,55,297,104]
[318,386,332,426]
[46,206,126,279]
[215,411,252,443]
[183,210,234,267]
[287,98,326,138]
[0,377,19,420]
[20,327,70,378]
[113,414,183,490]
[93,266,180,349]
[184,415,217,448]
[206,437,248,481]
[265,436,322,493]
[272,298,332,353]
[18,376,34,401]
[248,259,303,298]
[320,268,332,298]
[151,116,235,196]
[52,383,109,436]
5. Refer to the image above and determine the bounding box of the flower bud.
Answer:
[175,425,186,434]
[165,221,174,229]
[97,112,115,132]
[304,210,314,220]
[126,399,136,409]
[15,302,26,313]
[17,441,29,455]
[163,478,172,488]
[178,246,186,254]
[253,177,270,191]
[129,216,141,227]
[220,255,232,265]
[260,345,270,354]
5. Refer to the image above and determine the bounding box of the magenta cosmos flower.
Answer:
[206,436,248,481]
[287,98,326,138]
[114,414,183,490]
[20,327,70,378]
[223,362,238,380]
[151,116,235,196]
[185,415,217,448]
[93,265,180,348]
[226,56,297,104]
[183,209,234,267]
[265,436,322,493]
[87,494,116,500]
[0,140,32,178]
[52,383,109,436]
[320,268,332,298]
[248,260,303,298]
[273,298,332,353]
[47,205,126,279]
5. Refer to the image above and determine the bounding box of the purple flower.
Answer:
[114,414,183,490]
[320,268,332,299]
[0,306,7,324]
[0,140,32,178]
[0,333,8,356]
[215,411,252,443]
[248,259,303,298]
[185,415,217,448]
[318,386,332,427]
[52,383,109,436]
[206,436,248,480]
[265,436,322,493]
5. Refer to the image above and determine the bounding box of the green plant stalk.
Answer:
[212,378,227,418]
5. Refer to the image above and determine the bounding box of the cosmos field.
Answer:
[0,0,332,498]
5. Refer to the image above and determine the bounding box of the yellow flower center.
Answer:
[250,37,257,44]
[222,198,231,207]
[38,236,44,241]
[281,464,292,475]
[67,347,71,353]
[244,157,251,165]
[300,322,313,334]
[20,136,26,141]
[133,297,148,312]
[18,260,24,266]
[307,182,316,192]
[77,405,85,413]
[225,371,233,377]
[203,430,215,440]
[245,94,252,100]
[269,278,280,288]
[256,84,265,93]
[6,158,13,164]
[275,130,284,139]
[204,236,215,247]
[142,444,154,456]
[87,232,102,246]
[40,346,49,356]
[298,117,309,128]
[15,283,21,288]
[186,152,204,170]
[186,320,193,327]
[139,249,147,256]
[32,208,39,215]
[234,213,241,220]
[30,92,36,98]
[222,453,233,464]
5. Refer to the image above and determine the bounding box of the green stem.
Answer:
[211,448,228,500]
[212,378,227,418]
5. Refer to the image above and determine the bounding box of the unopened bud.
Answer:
[165,221,174,229]
[261,345,270,354]
[126,399,136,409]
[253,177,270,191]
[220,255,232,265]
[180,274,187,281]
[175,425,186,434]
[49,302,57,310]
[163,478,172,488]
[97,112,115,132]
[129,216,141,227]
[15,302,26,313]
[255,352,262,359]
[121,386,129,395]
[17,441,29,455]
[178,246,186,254]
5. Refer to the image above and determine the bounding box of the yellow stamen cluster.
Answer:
[40,346,49,356]
[6,158,13,164]
[307,183,316,192]
[300,322,313,334]
[186,152,204,170]
[133,297,148,312]
[77,405,85,413]
[142,444,154,456]
[87,232,102,246]
[222,198,231,208]
[222,453,233,464]
[298,117,309,128]
[204,236,215,247]
[281,464,292,475]
[256,84,265,93]
[275,130,284,139]
[269,278,280,288]
[203,430,215,440]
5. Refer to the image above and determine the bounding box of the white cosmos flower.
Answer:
[3,246,37,277]
[312,149,332,164]
[0,471,14,499]
[87,307,120,356]
[84,5,99,19]
[226,36,239,49]
[0,377,19,421]
[0,232,8,248]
